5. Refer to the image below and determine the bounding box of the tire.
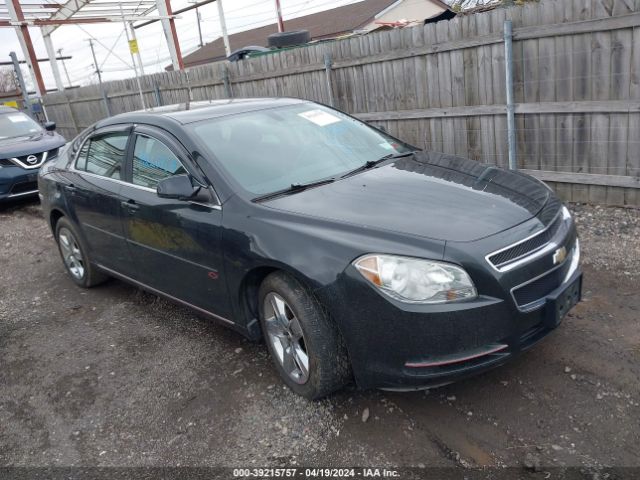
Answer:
[55,217,108,288]
[258,271,351,399]
[267,30,310,48]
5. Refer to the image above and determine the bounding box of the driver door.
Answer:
[118,125,233,320]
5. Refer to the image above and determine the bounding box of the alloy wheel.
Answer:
[263,292,310,384]
[58,228,85,280]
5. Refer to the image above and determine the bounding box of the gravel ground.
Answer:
[572,203,640,276]
[0,199,639,472]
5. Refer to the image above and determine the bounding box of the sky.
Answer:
[0,0,370,91]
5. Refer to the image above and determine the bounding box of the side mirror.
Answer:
[44,121,56,131]
[157,174,199,200]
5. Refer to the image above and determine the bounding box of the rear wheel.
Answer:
[55,217,108,288]
[259,271,351,399]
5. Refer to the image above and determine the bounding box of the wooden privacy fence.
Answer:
[43,0,640,206]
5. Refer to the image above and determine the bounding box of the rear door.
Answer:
[64,126,133,274]
[118,125,232,320]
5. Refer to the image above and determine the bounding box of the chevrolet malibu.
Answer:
[1,106,65,202]
[38,98,582,399]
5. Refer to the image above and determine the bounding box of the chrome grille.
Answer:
[488,212,566,269]
[9,150,48,169]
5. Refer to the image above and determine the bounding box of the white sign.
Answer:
[298,109,341,127]
[7,115,29,123]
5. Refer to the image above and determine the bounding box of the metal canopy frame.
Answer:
[1,0,185,96]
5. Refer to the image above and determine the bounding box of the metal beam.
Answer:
[6,0,46,96]
[0,55,71,65]
[41,0,91,36]
[133,0,214,29]
[43,32,64,91]
[156,0,183,70]
[1,15,176,27]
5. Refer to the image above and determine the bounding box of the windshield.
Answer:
[0,112,42,140]
[190,103,412,195]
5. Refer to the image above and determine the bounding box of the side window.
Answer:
[75,139,89,171]
[76,132,128,180]
[132,135,186,189]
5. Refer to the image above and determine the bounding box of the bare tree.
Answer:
[0,68,19,94]
[444,0,537,12]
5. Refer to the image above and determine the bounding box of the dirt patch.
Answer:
[1,198,639,469]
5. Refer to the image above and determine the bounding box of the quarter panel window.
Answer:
[132,135,186,189]
[77,133,128,179]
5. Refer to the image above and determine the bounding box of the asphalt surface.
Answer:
[1,199,638,471]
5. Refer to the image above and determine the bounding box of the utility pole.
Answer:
[274,0,285,32]
[188,0,203,47]
[87,39,103,86]
[57,48,73,88]
[87,39,111,116]
[217,0,231,57]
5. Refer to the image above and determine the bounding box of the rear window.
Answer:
[75,132,128,180]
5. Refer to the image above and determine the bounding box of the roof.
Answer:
[0,105,18,114]
[179,0,450,68]
[98,98,307,128]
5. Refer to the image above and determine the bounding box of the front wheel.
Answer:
[259,272,351,399]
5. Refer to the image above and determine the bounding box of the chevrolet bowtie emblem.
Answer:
[553,246,567,265]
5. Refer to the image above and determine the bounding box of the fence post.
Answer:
[324,51,335,107]
[101,88,112,117]
[222,65,233,99]
[154,82,163,107]
[504,19,517,170]
[65,94,79,136]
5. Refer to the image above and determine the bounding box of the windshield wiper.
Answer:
[252,178,336,202]
[340,151,415,179]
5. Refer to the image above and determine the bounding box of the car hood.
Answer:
[0,131,66,158]
[263,152,552,242]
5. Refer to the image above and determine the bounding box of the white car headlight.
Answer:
[353,254,477,304]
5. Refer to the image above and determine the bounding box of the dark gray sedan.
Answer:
[38,98,582,399]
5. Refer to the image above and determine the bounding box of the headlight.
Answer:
[353,254,477,304]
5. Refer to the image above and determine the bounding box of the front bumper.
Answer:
[0,165,40,201]
[315,227,581,390]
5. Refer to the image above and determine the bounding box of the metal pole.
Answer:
[324,52,335,107]
[217,0,231,57]
[274,0,285,32]
[154,82,163,106]
[88,39,111,116]
[10,51,30,109]
[222,65,232,98]
[129,22,145,77]
[57,49,73,87]
[504,19,517,170]
[43,33,65,91]
[120,5,146,109]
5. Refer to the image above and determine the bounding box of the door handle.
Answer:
[121,199,140,214]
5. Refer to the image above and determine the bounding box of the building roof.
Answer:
[179,0,450,69]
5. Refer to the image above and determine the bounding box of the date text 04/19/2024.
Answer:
[232,468,400,478]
